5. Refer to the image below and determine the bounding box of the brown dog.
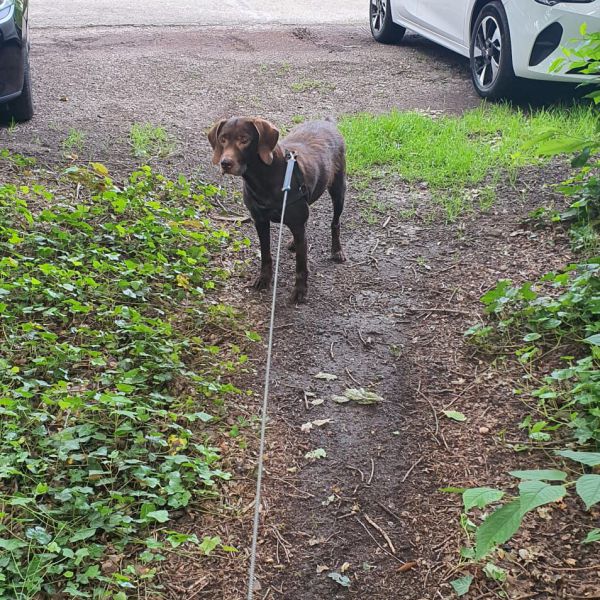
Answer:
[207,117,346,304]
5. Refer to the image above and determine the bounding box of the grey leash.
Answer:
[247,151,298,600]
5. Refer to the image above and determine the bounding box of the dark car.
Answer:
[0,0,32,122]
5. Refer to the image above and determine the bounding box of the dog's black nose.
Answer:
[220,158,234,172]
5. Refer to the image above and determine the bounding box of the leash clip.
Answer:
[282,150,297,193]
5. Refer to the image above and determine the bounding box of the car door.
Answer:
[390,0,420,23]
[414,0,470,46]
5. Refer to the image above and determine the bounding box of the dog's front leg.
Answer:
[289,223,308,304]
[253,219,273,290]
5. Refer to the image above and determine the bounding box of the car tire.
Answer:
[370,0,406,44]
[470,1,517,100]
[7,50,34,123]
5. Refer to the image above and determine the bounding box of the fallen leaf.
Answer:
[305,448,327,460]
[316,565,329,574]
[315,372,338,381]
[310,398,325,406]
[344,388,382,404]
[333,388,383,405]
[332,395,350,404]
[397,561,417,573]
[312,419,332,427]
[328,572,351,588]
[443,410,467,422]
[340,562,351,573]
[301,422,313,433]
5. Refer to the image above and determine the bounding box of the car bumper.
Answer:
[505,0,600,82]
[0,3,26,102]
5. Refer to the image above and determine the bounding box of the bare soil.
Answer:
[2,24,598,600]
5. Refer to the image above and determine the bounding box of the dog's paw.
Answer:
[252,274,272,291]
[331,249,347,263]
[290,286,308,305]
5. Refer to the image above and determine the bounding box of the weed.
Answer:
[277,62,291,76]
[291,115,306,125]
[129,123,174,159]
[0,158,253,597]
[62,128,86,155]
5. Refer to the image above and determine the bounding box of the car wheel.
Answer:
[470,1,517,100]
[7,50,34,122]
[370,0,406,44]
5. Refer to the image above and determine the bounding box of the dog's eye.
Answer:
[219,136,227,144]
[239,137,249,145]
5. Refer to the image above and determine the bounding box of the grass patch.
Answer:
[62,128,86,155]
[129,123,174,159]
[340,104,597,220]
[0,158,253,597]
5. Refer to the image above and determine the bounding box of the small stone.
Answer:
[479,426,490,434]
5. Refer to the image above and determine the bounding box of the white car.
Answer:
[369,0,600,99]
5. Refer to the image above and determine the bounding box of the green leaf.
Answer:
[199,536,220,556]
[146,510,169,523]
[518,481,566,513]
[556,450,600,467]
[509,469,567,482]
[443,410,467,422]
[475,500,523,559]
[583,529,600,544]
[536,135,589,156]
[245,330,261,342]
[69,528,97,543]
[450,575,473,597]
[584,334,600,346]
[463,487,504,511]
[575,475,600,510]
[483,562,507,582]
[0,538,28,551]
[523,332,541,342]
[328,572,351,588]
[25,526,52,546]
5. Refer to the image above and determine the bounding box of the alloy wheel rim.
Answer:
[371,0,386,33]
[473,16,502,89]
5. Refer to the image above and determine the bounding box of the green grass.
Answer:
[129,123,174,159]
[62,128,86,155]
[340,104,597,220]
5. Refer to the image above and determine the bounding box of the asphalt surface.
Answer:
[32,0,366,28]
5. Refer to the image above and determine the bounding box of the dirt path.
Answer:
[5,25,476,167]
[3,24,597,600]
[248,167,586,600]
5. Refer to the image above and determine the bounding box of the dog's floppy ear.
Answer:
[207,119,227,165]
[252,118,279,165]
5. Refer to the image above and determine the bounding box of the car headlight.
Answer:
[535,0,594,5]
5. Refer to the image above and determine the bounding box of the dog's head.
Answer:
[207,117,280,176]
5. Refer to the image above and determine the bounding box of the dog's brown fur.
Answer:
[208,117,346,303]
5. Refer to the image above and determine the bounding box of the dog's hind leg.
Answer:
[328,171,347,263]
